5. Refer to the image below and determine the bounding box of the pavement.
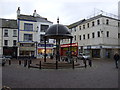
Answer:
[1,58,118,88]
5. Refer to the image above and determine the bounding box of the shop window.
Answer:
[4,30,8,37]
[24,34,33,41]
[24,23,33,31]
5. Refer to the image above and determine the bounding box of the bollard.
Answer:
[39,61,41,69]
[9,60,11,65]
[30,60,31,64]
[19,60,21,65]
[24,60,27,67]
[28,60,30,68]
[56,60,58,69]
[89,59,92,67]
[83,59,87,68]
[72,60,74,69]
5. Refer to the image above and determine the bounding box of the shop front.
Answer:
[18,43,36,57]
[37,43,54,58]
[3,46,18,58]
[60,43,78,56]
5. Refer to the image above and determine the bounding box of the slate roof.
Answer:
[18,14,53,23]
[68,14,119,29]
[0,19,17,29]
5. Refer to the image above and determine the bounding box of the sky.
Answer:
[0,0,119,25]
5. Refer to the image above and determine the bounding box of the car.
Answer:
[0,55,11,66]
[77,53,90,60]
[0,56,6,66]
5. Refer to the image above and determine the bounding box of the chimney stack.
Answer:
[17,7,20,16]
[33,10,37,17]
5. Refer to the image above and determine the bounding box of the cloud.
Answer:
[0,0,119,24]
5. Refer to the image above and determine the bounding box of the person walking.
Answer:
[114,53,120,68]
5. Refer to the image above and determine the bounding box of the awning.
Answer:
[61,43,78,48]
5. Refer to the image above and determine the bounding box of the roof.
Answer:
[45,24,73,39]
[18,14,53,23]
[68,14,119,28]
[0,19,17,29]
[68,19,85,29]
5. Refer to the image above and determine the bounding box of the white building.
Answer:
[0,19,18,58]
[17,8,53,58]
[66,14,120,59]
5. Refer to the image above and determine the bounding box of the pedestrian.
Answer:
[113,52,120,68]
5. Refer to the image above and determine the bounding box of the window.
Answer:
[83,25,85,29]
[92,32,95,38]
[106,19,109,25]
[118,33,120,38]
[97,31,100,37]
[87,23,89,28]
[4,40,8,46]
[79,35,81,40]
[40,35,44,42]
[118,22,120,27]
[106,31,109,37]
[41,24,49,32]
[79,26,81,30]
[24,23,33,31]
[92,21,95,26]
[13,30,17,37]
[74,35,76,41]
[83,34,85,39]
[97,20,100,25]
[87,34,90,39]
[13,40,17,46]
[4,30,8,37]
[24,34,33,41]
[74,27,76,32]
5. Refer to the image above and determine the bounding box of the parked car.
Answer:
[0,56,6,66]
[77,53,90,60]
[0,55,11,66]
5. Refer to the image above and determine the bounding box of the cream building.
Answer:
[64,14,120,59]
[17,8,53,58]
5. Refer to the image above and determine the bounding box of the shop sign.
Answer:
[20,47,35,51]
[61,43,78,48]
[20,43,35,47]
[38,44,53,47]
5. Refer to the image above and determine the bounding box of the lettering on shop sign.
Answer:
[38,44,53,47]
[20,43,34,47]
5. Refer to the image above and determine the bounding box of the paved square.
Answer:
[2,59,118,88]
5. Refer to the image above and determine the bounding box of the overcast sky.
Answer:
[0,0,119,25]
